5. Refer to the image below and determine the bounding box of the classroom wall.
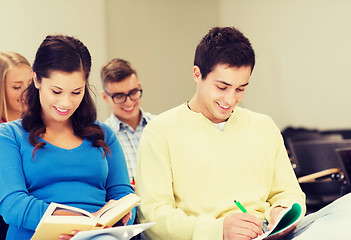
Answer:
[219,0,351,130]
[103,0,219,121]
[2,0,350,131]
[0,0,107,118]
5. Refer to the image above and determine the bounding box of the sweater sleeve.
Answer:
[264,124,306,221]
[135,124,224,240]
[0,123,49,230]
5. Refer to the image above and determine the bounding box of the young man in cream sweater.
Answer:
[136,27,351,240]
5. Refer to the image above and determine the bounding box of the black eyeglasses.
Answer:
[104,88,143,104]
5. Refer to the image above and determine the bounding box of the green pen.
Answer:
[234,200,269,233]
[234,200,247,213]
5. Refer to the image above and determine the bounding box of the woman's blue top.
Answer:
[0,120,135,239]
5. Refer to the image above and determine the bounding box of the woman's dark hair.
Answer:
[22,34,110,158]
[194,26,255,80]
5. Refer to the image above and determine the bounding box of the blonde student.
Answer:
[0,51,32,239]
[0,51,32,123]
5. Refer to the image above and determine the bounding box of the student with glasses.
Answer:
[101,59,154,187]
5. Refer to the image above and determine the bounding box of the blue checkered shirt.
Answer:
[104,109,154,180]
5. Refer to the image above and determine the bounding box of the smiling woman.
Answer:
[0,51,32,240]
[0,35,135,240]
[0,52,32,123]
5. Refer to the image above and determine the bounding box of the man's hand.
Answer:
[223,213,263,240]
[267,206,286,230]
[266,206,297,240]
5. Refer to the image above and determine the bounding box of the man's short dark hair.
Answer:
[194,26,255,79]
[101,58,137,89]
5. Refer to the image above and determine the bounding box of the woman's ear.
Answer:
[32,72,40,89]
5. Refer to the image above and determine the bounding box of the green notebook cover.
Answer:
[254,203,303,240]
[269,203,302,236]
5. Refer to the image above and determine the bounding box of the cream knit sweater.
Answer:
[136,104,305,240]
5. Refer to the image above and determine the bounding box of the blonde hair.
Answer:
[0,52,31,122]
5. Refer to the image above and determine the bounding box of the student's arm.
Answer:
[100,123,136,225]
[264,128,306,221]
[136,126,224,240]
[0,123,49,230]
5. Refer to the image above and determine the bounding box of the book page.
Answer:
[71,222,155,240]
[93,199,117,218]
[52,207,91,217]
[35,203,95,231]
[97,194,140,227]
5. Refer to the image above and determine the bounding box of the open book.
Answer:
[31,193,140,240]
[71,222,155,240]
[254,202,303,240]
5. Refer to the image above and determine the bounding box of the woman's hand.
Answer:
[58,231,79,240]
[53,210,82,239]
[121,211,132,226]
